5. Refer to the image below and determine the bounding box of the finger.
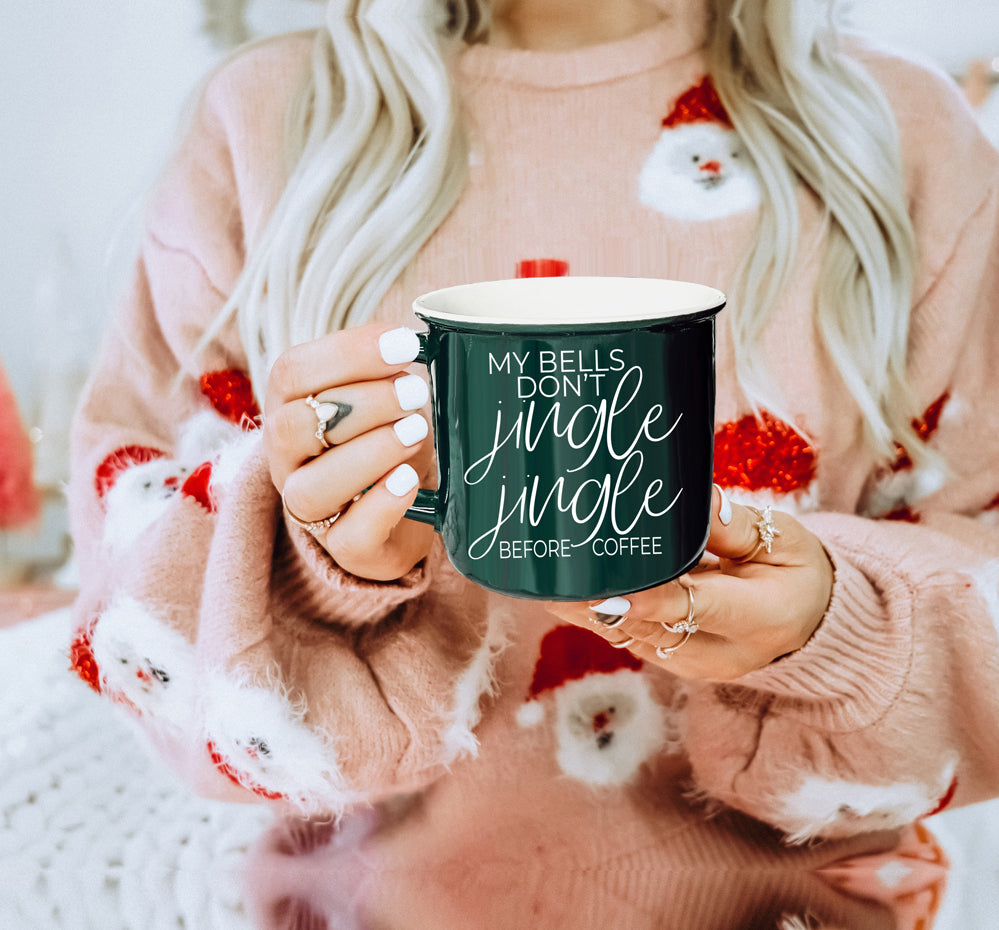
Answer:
[706,485,798,567]
[318,464,434,580]
[265,323,422,414]
[546,577,791,679]
[281,419,429,522]
[545,588,723,673]
[267,374,430,482]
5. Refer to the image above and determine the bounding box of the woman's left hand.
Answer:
[544,487,834,680]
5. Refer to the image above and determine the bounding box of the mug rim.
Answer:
[413,276,725,331]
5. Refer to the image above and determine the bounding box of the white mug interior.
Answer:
[413,277,725,328]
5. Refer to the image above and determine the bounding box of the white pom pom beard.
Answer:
[203,673,355,813]
[773,758,958,844]
[100,414,260,555]
[89,596,196,728]
[639,123,762,221]
[520,670,668,787]
[102,460,186,555]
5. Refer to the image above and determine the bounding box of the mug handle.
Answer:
[402,331,440,529]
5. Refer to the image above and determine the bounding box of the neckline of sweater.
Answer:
[456,16,706,89]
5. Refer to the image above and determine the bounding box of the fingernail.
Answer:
[379,327,420,365]
[590,596,631,616]
[394,374,429,411]
[714,483,733,526]
[386,463,419,497]
[393,413,428,447]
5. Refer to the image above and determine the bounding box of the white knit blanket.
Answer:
[0,609,271,929]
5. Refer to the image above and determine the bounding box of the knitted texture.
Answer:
[0,610,270,929]
[67,16,999,852]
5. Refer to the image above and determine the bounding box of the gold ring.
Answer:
[282,491,344,535]
[655,628,694,660]
[305,394,339,451]
[660,584,697,635]
[591,612,629,629]
[732,504,781,563]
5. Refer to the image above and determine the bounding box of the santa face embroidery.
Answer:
[517,625,669,786]
[640,77,762,221]
[89,597,195,725]
[552,671,666,786]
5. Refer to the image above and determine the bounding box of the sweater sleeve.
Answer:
[67,38,501,815]
[682,99,999,842]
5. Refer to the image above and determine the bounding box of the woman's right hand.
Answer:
[263,323,435,581]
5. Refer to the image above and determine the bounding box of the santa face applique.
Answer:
[517,625,671,787]
[204,676,351,812]
[640,76,762,221]
[87,596,195,726]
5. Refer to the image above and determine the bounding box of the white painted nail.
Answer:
[714,483,733,526]
[590,597,631,616]
[394,374,429,411]
[378,327,420,365]
[386,463,419,497]
[393,413,428,447]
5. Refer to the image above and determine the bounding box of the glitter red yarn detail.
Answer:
[95,445,166,499]
[69,618,101,694]
[527,625,643,700]
[713,411,816,494]
[885,505,921,523]
[662,76,733,129]
[200,369,260,426]
[892,392,950,471]
[180,461,216,513]
[207,740,286,801]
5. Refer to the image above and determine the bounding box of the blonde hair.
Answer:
[708,0,923,463]
[208,0,490,391]
[214,0,922,464]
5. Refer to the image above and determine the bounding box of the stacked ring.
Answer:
[733,504,781,563]
[591,612,629,630]
[283,492,345,535]
[305,394,340,451]
[660,584,697,635]
[656,628,695,660]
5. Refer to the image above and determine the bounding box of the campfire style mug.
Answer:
[404,276,724,601]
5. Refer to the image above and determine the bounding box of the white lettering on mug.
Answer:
[464,348,687,561]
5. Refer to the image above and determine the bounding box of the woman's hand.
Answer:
[263,323,434,581]
[545,487,835,680]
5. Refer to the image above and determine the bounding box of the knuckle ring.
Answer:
[305,394,340,450]
[655,628,694,660]
[733,504,781,563]
[609,636,635,650]
[660,584,697,635]
[283,491,345,535]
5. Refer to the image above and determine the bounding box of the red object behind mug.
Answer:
[516,258,570,278]
[0,363,41,529]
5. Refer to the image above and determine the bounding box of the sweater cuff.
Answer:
[275,517,434,629]
[733,542,912,731]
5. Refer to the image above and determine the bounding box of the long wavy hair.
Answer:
[211,0,922,465]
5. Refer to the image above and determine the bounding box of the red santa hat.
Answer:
[713,411,817,497]
[517,624,643,727]
[662,76,733,129]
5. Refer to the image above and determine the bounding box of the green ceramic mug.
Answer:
[405,277,725,601]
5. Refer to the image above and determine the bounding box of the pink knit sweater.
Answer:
[69,18,999,885]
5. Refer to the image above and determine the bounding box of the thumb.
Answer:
[706,484,783,565]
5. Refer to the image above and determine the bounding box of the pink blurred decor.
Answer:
[0,362,40,531]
